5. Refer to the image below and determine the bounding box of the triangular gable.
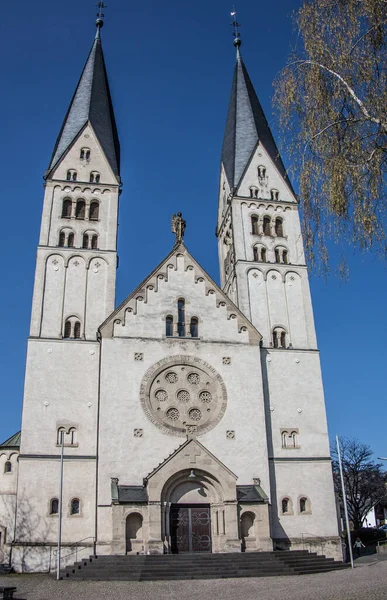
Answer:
[99,243,261,344]
[144,438,237,483]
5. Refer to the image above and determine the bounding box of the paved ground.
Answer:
[1,559,387,600]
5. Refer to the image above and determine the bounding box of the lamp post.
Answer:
[56,431,65,580]
[336,435,354,569]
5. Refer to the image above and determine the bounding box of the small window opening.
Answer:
[75,200,86,219]
[69,428,76,445]
[283,250,288,264]
[4,461,12,473]
[251,216,259,235]
[89,202,99,221]
[82,234,89,249]
[90,171,100,184]
[57,427,65,445]
[166,316,173,337]
[178,299,186,337]
[66,170,77,182]
[253,247,259,262]
[81,148,90,161]
[91,235,98,250]
[275,218,284,237]
[273,328,287,349]
[270,189,279,201]
[64,321,72,339]
[74,321,81,339]
[282,498,289,513]
[263,216,271,236]
[70,498,80,515]
[67,232,74,248]
[300,497,307,513]
[261,248,267,262]
[257,165,266,180]
[58,232,66,247]
[275,249,280,263]
[62,199,72,218]
[50,498,59,515]
[190,317,199,338]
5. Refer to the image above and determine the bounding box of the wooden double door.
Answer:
[170,504,211,553]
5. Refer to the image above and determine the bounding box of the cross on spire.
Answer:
[230,7,242,47]
[96,1,107,33]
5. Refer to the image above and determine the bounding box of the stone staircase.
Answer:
[60,550,349,581]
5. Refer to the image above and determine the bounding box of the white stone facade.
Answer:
[0,34,341,573]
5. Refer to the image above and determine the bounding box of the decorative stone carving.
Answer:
[134,429,143,438]
[134,352,144,361]
[222,357,231,365]
[140,355,227,437]
[226,430,235,439]
[253,478,261,486]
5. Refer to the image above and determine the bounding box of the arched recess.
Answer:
[125,512,143,554]
[241,511,256,552]
[63,256,87,330]
[41,254,66,338]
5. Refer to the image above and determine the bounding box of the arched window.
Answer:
[290,431,298,448]
[70,498,80,515]
[275,248,280,263]
[82,233,89,249]
[263,216,271,236]
[273,327,287,349]
[283,250,288,264]
[275,218,284,237]
[4,461,12,473]
[253,247,259,262]
[250,187,258,199]
[282,498,289,513]
[178,299,185,337]
[69,428,77,445]
[74,321,81,339]
[50,498,59,515]
[89,202,99,221]
[64,320,72,339]
[280,330,286,348]
[91,235,98,250]
[190,317,199,338]
[58,232,66,247]
[261,248,267,262]
[61,198,72,218]
[281,430,289,448]
[80,148,90,160]
[270,189,279,201]
[166,316,173,337]
[75,200,86,219]
[89,171,100,184]
[300,497,308,513]
[66,170,77,182]
[251,216,259,235]
[67,232,74,248]
[57,427,66,445]
[257,165,266,180]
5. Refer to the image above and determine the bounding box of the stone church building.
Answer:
[0,17,341,572]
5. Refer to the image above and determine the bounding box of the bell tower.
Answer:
[30,17,120,342]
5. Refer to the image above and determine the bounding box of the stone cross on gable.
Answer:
[184,443,201,464]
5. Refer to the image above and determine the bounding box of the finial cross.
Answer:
[231,6,242,45]
[96,2,107,19]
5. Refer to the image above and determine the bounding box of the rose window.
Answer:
[166,408,180,421]
[177,390,190,403]
[199,391,212,403]
[165,372,178,383]
[141,357,227,436]
[155,389,168,402]
[187,373,200,385]
[189,408,202,421]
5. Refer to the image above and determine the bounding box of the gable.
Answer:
[99,244,261,345]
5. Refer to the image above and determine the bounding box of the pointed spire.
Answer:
[221,44,293,193]
[48,18,120,180]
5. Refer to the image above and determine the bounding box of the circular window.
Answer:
[140,355,227,437]
[177,389,190,403]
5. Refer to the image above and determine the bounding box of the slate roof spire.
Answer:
[221,40,292,193]
[47,13,120,180]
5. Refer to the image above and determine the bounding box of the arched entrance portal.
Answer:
[169,480,212,553]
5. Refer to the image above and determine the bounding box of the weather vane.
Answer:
[96,2,107,29]
[231,7,242,47]
[171,213,186,245]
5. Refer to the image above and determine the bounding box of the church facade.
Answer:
[0,18,341,572]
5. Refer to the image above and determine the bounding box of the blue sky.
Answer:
[0,0,386,458]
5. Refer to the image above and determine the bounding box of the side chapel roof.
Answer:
[0,431,21,449]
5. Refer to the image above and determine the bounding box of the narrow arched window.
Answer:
[290,431,298,448]
[80,149,85,160]
[190,317,199,338]
[4,461,12,473]
[89,202,99,221]
[275,218,284,237]
[50,498,59,514]
[89,173,94,183]
[261,248,267,262]
[280,331,286,348]
[96,174,100,183]
[263,216,271,236]
[282,498,289,513]
[283,250,288,264]
[75,200,86,219]
[275,248,280,263]
[91,235,98,250]
[74,321,81,339]
[57,427,66,445]
[69,428,76,445]
[67,170,77,182]
[64,320,72,339]
[67,232,74,248]
[86,150,90,160]
[62,199,72,218]
[66,170,71,181]
[72,171,77,182]
[178,299,185,337]
[58,232,65,247]
[90,172,100,184]
[270,189,279,201]
[300,497,307,513]
[251,216,259,235]
[82,234,89,249]
[281,431,288,448]
[253,247,259,262]
[258,165,266,180]
[70,498,80,515]
[166,316,173,337]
